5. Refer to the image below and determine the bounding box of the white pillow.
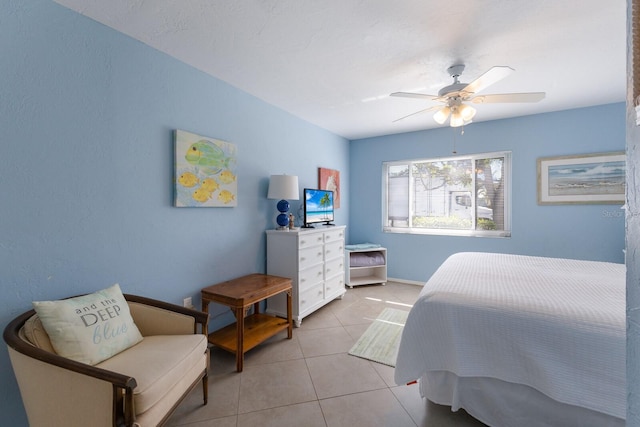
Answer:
[32,284,143,365]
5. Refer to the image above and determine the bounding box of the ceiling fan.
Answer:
[390,64,545,127]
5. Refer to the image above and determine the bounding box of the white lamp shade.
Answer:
[267,175,299,200]
[433,106,451,124]
[449,111,465,127]
[459,104,476,121]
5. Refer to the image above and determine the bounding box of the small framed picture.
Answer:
[537,151,625,205]
[318,167,340,208]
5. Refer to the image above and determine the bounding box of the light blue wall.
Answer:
[0,0,348,423]
[349,103,626,283]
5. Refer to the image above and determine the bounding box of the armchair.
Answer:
[4,294,209,427]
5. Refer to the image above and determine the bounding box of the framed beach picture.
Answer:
[319,167,340,208]
[537,151,625,205]
[174,130,238,207]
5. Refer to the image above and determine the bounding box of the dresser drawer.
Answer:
[299,245,324,270]
[299,283,324,312]
[324,239,344,261]
[298,263,324,291]
[324,274,345,298]
[324,256,344,279]
[298,233,324,249]
[323,228,344,243]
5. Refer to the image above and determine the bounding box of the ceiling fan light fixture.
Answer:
[459,104,476,121]
[392,65,545,129]
[450,111,465,127]
[433,106,451,124]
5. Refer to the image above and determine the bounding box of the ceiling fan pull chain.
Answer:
[452,128,458,154]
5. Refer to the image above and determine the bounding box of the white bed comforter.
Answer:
[394,252,626,419]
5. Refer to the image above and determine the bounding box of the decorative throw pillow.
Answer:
[32,283,143,365]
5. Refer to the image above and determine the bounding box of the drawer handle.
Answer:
[317,290,323,296]
[301,278,306,283]
[317,252,323,257]
[300,257,306,261]
[317,271,322,276]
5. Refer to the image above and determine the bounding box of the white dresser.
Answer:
[266,226,346,327]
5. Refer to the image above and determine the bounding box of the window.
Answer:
[383,151,511,237]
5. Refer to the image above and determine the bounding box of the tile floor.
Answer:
[166,282,487,427]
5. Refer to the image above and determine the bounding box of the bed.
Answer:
[394,252,626,427]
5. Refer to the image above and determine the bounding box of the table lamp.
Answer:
[267,174,299,229]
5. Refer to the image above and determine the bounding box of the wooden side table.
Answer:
[201,273,293,372]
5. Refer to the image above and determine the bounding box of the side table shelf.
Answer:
[345,246,387,288]
[208,313,290,355]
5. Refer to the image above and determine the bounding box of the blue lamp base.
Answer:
[276,213,289,227]
[275,199,290,229]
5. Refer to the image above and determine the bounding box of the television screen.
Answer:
[303,188,335,226]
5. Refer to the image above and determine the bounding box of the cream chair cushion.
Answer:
[96,334,208,415]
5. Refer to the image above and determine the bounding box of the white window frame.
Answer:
[382,151,512,238]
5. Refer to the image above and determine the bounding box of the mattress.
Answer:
[394,252,626,420]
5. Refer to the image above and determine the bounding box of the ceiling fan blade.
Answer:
[461,66,514,95]
[390,92,440,101]
[471,92,546,104]
[393,106,441,122]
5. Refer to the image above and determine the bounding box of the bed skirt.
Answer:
[420,371,624,427]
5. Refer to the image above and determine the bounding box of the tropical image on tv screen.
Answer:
[305,189,334,223]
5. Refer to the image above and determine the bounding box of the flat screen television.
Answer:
[303,188,335,228]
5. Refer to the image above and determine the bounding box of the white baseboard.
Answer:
[387,277,425,287]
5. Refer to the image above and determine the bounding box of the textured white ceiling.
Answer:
[53,0,626,140]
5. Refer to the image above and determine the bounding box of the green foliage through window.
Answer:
[383,151,511,237]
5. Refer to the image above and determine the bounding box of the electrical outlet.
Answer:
[183,297,193,308]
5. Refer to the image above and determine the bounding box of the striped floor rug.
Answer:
[348,307,409,367]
